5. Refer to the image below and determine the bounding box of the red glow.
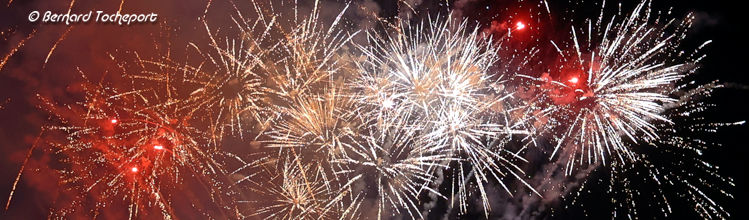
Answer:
[110,119,118,124]
[568,77,579,84]
[515,21,526,30]
[153,145,164,150]
[130,167,138,173]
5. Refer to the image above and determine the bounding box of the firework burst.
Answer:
[525,1,701,172]
[266,88,360,164]
[248,157,343,219]
[185,17,275,141]
[351,17,496,126]
[264,0,357,106]
[351,16,539,217]
[332,122,449,219]
[567,82,741,219]
[32,53,237,218]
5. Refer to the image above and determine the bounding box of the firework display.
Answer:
[1,0,745,219]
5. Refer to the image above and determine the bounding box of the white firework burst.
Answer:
[536,1,701,172]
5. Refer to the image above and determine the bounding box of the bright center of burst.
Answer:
[130,167,138,173]
[568,77,579,84]
[382,98,394,108]
[110,119,118,124]
[154,145,164,150]
[515,21,526,30]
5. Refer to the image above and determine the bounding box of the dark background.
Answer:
[1,0,746,219]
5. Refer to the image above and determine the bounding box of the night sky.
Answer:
[1,0,747,219]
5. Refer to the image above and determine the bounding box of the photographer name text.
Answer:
[28,10,158,26]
